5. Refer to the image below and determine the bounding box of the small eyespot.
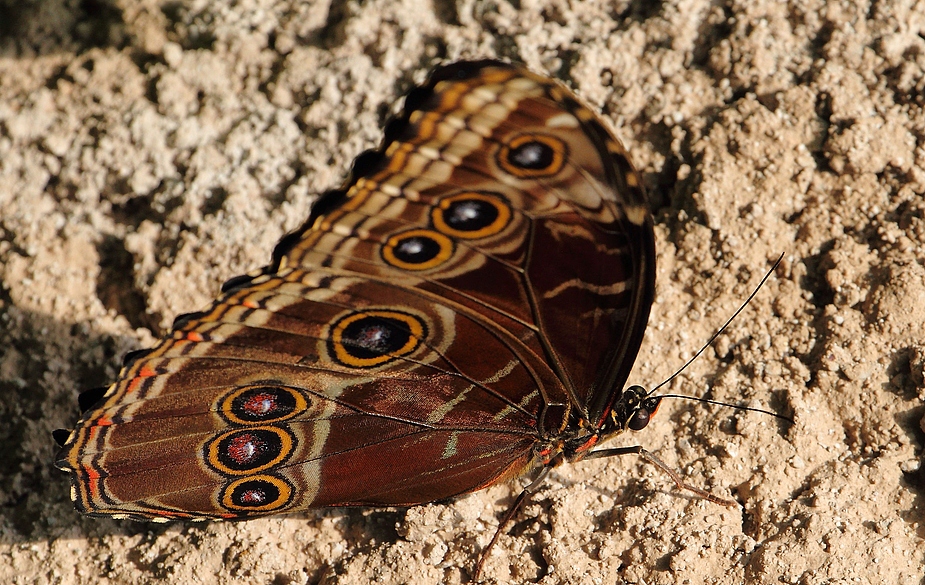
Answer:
[431,192,512,239]
[497,133,567,178]
[219,385,308,425]
[206,427,294,475]
[381,229,454,270]
[220,475,294,513]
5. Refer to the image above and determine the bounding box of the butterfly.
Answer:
[54,59,731,577]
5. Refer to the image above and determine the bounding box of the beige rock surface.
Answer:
[1,1,923,583]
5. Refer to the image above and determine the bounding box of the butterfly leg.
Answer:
[472,466,551,582]
[585,446,737,507]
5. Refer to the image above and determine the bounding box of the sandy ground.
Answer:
[1,0,924,583]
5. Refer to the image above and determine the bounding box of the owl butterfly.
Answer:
[55,60,736,578]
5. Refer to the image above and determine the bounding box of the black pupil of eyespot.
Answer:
[232,480,280,506]
[509,140,554,169]
[393,236,440,263]
[444,199,498,231]
[341,317,410,359]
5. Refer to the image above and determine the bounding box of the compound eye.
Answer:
[627,408,650,431]
[627,397,662,431]
[643,397,662,415]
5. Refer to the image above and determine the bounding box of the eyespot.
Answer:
[381,229,454,270]
[219,385,308,425]
[220,475,294,513]
[206,426,294,475]
[431,192,512,239]
[497,133,567,178]
[328,309,427,368]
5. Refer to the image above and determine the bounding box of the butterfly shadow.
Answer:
[0,303,140,547]
[3,1,130,58]
[884,347,925,540]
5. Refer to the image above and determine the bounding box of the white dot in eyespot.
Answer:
[452,201,481,221]
[254,397,272,414]
[360,326,387,347]
[515,144,544,166]
[240,488,267,504]
[399,239,424,255]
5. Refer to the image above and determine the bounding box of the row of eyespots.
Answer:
[378,131,566,272]
[379,191,511,271]
[207,385,309,513]
[202,308,430,511]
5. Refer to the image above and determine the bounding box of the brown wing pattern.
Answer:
[55,60,653,519]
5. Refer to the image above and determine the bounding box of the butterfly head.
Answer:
[612,385,662,433]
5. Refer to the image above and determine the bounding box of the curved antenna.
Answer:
[651,252,785,395]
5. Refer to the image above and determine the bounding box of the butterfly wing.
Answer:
[281,60,655,425]
[58,272,556,517]
[55,60,653,519]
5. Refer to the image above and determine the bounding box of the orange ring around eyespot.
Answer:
[431,192,512,240]
[381,228,454,271]
[329,309,425,368]
[496,133,567,179]
[220,474,294,513]
[206,426,294,476]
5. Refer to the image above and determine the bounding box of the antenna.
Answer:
[651,253,785,395]
[645,253,793,424]
[655,394,793,423]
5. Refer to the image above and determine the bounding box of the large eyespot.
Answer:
[328,309,426,368]
[497,133,567,178]
[431,192,512,239]
[381,229,454,270]
[206,426,294,475]
[220,475,294,513]
[219,385,308,425]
